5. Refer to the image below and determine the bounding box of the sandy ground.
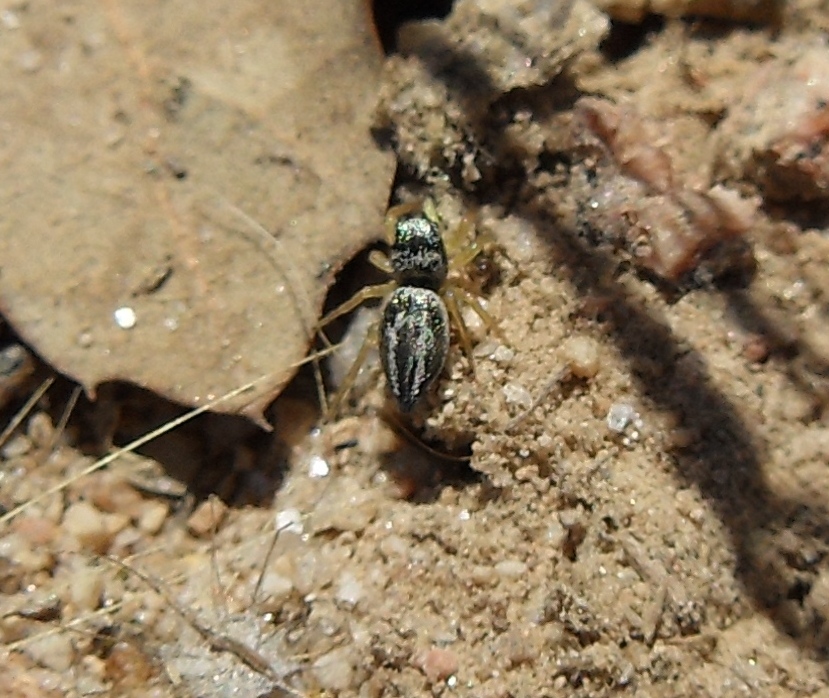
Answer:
[2,1,829,697]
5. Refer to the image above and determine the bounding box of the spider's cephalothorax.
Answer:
[390,213,449,291]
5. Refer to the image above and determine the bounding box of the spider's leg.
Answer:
[385,200,425,242]
[444,216,474,259]
[443,287,476,374]
[455,285,509,345]
[421,198,440,223]
[316,281,396,331]
[326,321,380,417]
[446,217,496,273]
[369,249,392,274]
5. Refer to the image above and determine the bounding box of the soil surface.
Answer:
[2,1,829,697]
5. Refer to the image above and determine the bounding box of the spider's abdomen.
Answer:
[380,286,449,412]
[390,214,448,290]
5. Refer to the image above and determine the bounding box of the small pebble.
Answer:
[275,507,304,535]
[504,215,539,263]
[807,571,829,611]
[414,647,459,683]
[14,591,62,621]
[81,654,107,681]
[110,525,142,556]
[0,532,53,573]
[495,559,528,579]
[308,454,330,478]
[378,534,408,561]
[473,339,498,358]
[63,501,128,553]
[27,412,55,449]
[259,571,294,605]
[309,477,379,533]
[335,571,365,607]
[491,344,515,363]
[496,628,541,667]
[0,555,24,594]
[105,641,153,687]
[76,667,107,696]
[546,521,567,548]
[137,501,169,535]
[14,515,59,546]
[561,336,600,378]
[0,343,29,377]
[742,333,771,363]
[804,322,829,364]
[1,434,31,459]
[360,417,402,456]
[69,565,105,611]
[186,498,228,537]
[113,306,137,329]
[502,382,533,409]
[607,403,640,433]
[88,474,144,517]
[25,633,74,672]
[558,508,582,529]
[312,647,355,691]
[468,565,497,587]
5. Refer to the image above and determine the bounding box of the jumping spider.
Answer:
[318,200,499,414]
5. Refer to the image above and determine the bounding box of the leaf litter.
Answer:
[0,0,395,421]
[3,0,829,697]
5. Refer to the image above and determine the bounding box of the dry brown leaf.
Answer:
[0,0,395,422]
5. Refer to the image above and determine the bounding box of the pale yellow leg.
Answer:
[444,217,475,260]
[446,218,499,275]
[385,200,426,242]
[421,198,440,224]
[443,287,476,374]
[456,286,509,345]
[316,280,396,330]
[369,250,392,274]
[326,322,380,417]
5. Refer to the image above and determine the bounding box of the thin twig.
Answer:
[0,377,54,451]
[43,384,81,462]
[104,556,305,697]
[0,346,340,527]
